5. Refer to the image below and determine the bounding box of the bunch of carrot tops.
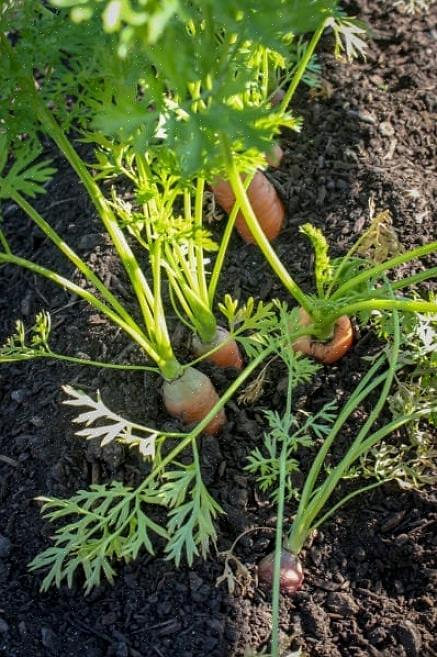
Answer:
[0,0,436,616]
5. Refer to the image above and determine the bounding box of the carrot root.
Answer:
[292,308,354,364]
[211,171,285,244]
[162,366,226,435]
[266,143,284,168]
[270,88,286,107]
[191,326,243,370]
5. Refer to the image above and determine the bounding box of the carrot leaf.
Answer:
[28,482,169,593]
[299,223,333,298]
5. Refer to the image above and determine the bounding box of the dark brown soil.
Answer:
[1,2,436,657]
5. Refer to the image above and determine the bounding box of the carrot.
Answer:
[212,170,285,244]
[162,366,226,435]
[292,308,354,364]
[191,326,243,370]
[266,143,284,168]
[270,88,286,107]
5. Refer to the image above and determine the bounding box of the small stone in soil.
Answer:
[41,626,58,652]
[326,591,359,616]
[10,389,28,403]
[379,121,395,137]
[0,534,11,558]
[114,643,129,657]
[394,621,422,657]
[353,109,377,124]
[0,618,9,633]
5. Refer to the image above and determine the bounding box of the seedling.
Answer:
[252,307,436,656]
[27,306,310,590]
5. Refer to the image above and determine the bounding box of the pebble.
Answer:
[0,534,11,558]
[379,121,395,137]
[381,510,405,533]
[326,591,359,616]
[0,618,9,633]
[352,109,377,124]
[114,643,129,657]
[79,234,101,251]
[394,621,422,657]
[10,389,28,403]
[41,626,58,651]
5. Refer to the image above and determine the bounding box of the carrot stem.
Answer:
[0,252,162,364]
[208,174,254,306]
[287,310,401,555]
[222,139,312,314]
[326,298,437,325]
[330,241,437,301]
[7,187,140,332]
[279,18,328,112]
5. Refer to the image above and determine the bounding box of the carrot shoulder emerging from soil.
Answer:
[292,308,354,364]
[211,170,285,243]
[162,366,226,435]
[191,326,243,370]
[258,549,304,595]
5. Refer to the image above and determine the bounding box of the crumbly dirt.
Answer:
[0,2,436,656]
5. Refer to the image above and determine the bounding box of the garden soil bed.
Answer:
[1,2,436,656]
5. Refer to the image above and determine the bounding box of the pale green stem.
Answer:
[390,267,437,291]
[330,241,437,301]
[7,187,141,332]
[0,252,162,364]
[310,480,385,531]
[168,283,197,332]
[279,19,328,112]
[165,265,196,325]
[32,91,157,331]
[135,153,154,243]
[14,350,160,372]
[0,227,11,254]
[173,242,199,293]
[270,363,294,657]
[150,242,183,381]
[288,311,400,553]
[194,177,209,304]
[208,174,254,306]
[222,139,312,313]
[325,298,437,325]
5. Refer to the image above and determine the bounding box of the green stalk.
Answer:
[330,241,437,301]
[0,252,164,365]
[0,227,11,254]
[390,267,437,291]
[7,187,141,332]
[165,266,197,326]
[287,311,401,554]
[222,139,311,313]
[7,351,160,372]
[208,174,254,306]
[261,47,269,100]
[270,364,294,657]
[150,242,183,381]
[310,480,385,531]
[173,242,199,293]
[193,177,209,304]
[271,437,287,657]
[296,354,387,511]
[279,18,328,112]
[31,92,157,332]
[325,298,437,325]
